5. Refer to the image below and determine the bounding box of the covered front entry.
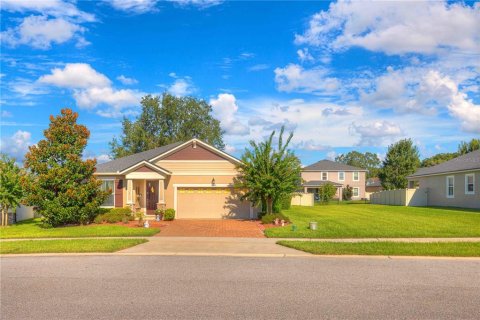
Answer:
[146,180,159,215]
[176,187,251,219]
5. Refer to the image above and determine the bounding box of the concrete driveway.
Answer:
[152,219,265,238]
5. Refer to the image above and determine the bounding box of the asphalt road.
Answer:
[1,255,479,319]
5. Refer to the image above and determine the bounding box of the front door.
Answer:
[146,180,159,215]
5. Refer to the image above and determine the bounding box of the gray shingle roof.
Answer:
[302,180,343,187]
[95,141,184,173]
[409,150,480,178]
[303,159,367,171]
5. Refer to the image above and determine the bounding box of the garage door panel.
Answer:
[177,187,251,219]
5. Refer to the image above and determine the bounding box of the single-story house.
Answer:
[407,150,480,209]
[301,160,367,200]
[94,139,256,219]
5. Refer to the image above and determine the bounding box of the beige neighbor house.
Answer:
[301,160,367,200]
[94,139,257,219]
[407,150,480,209]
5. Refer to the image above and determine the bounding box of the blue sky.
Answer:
[1,0,479,166]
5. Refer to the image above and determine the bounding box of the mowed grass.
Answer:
[0,239,147,254]
[265,204,480,238]
[0,219,159,239]
[278,241,480,257]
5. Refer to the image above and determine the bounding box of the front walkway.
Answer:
[150,219,265,238]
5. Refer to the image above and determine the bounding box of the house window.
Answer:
[446,176,454,198]
[338,172,345,181]
[465,174,474,195]
[353,171,359,181]
[100,180,115,207]
[322,172,328,181]
[352,187,359,197]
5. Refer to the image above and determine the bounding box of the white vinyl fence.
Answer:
[291,193,314,206]
[370,188,427,207]
[6,205,35,223]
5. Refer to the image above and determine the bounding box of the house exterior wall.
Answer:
[301,171,367,199]
[162,144,226,161]
[412,170,480,209]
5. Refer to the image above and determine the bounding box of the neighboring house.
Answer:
[366,177,383,193]
[301,160,367,200]
[407,150,480,209]
[94,139,256,219]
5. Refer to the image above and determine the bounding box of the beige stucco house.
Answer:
[94,139,256,219]
[301,160,367,200]
[407,150,480,209]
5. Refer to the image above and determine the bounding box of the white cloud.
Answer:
[224,144,236,154]
[117,75,138,85]
[210,93,249,135]
[168,78,195,97]
[297,48,314,63]
[0,130,32,161]
[248,64,269,72]
[295,140,329,151]
[1,111,13,118]
[1,0,95,21]
[326,151,337,160]
[38,63,142,117]
[107,0,159,13]
[170,0,223,8]
[350,121,403,146]
[1,16,88,50]
[9,78,49,96]
[295,1,480,55]
[274,63,340,94]
[96,154,112,163]
[38,63,111,88]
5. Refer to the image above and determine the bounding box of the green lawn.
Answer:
[0,239,147,254]
[265,204,480,238]
[278,241,480,257]
[0,219,159,239]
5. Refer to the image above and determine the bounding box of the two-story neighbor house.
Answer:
[407,150,479,209]
[301,160,367,200]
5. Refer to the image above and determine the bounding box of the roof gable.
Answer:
[409,150,480,178]
[303,159,367,172]
[161,143,226,161]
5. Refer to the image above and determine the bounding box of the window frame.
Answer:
[446,176,454,198]
[352,187,359,197]
[353,171,359,181]
[100,179,115,208]
[465,174,475,195]
[338,171,345,181]
[321,172,328,181]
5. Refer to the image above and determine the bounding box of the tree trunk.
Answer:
[2,206,8,226]
[266,197,273,215]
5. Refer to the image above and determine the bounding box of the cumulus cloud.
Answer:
[107,0,159,13]
[295,1,480,55]
[350,121,403,146]
[0,130,33,161]
[38,63,142,117]
[168,78,195,97]
[297,48,314,63]
[117,75,138,85]
[210,93,249,135]
[295,140,329,151]
[274,63,340,94]
[1,0,95,49]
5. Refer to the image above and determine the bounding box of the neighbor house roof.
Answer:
[302,180,343,187]
[408,150,480,178]
[95,141,184,174]
[303,159,367,172]
[366,177,382,187]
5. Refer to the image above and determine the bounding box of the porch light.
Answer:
[211,178,216,186]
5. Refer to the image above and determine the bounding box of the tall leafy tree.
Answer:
[0,154,24,226]
[335,151,381,178]
[421,152,458,167]
[23,109,107,227]
[236,127,301,215]
[110,93,225,158]
[458,138,480,155]
[379,139,420,190]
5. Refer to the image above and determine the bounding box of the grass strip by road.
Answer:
[266,205,480,238]
[0,239,148,254]
[277,241,480,257]
[0,219,159,239]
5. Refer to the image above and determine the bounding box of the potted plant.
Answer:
[155,208,164,222]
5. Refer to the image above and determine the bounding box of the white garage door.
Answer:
[177,187,251,219]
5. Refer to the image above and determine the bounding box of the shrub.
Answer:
[108,207,132,215]
[280,194,292,210]
[342,185,353,201]
[163,208,175,221]
[318,183,337,204]
[94,207,132,224]
[261,212,290,224]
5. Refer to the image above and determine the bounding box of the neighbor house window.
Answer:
[100,180,115,207]
[465,174,474,195]
[338,172,345,181]
[446,176,454,198]
[322,172,328,181]
[353,171,359,181]
[353,187,359,197]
